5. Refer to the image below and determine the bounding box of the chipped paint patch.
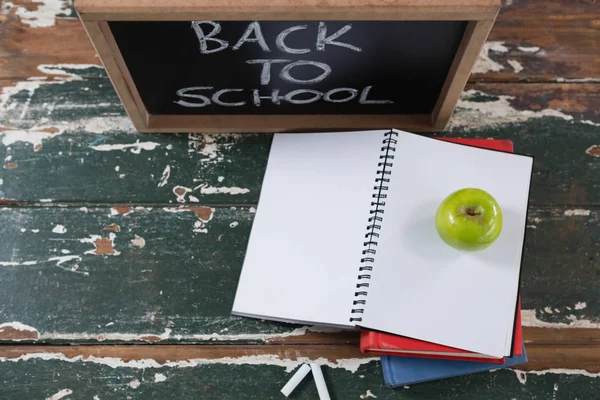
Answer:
[39,329,172,343]
[585,145,600,157]
[218,176,225,182]
[82,117,135,133]
[514,370,527,384]
[193,221,208,234]
[564,209,591,217]
[188,133,242,163]
[191,326,328,343]
[3,162,17,169]
[360,390,377,399]
[196,184,250,195]
[556,77,600,83]
[0,322,40,341]
[473,42,547,75]
[249,207,257,213]
[8,0,73,28]
[1,255,87,276]
[90,140,160,153]
[517,46,540,53]
[192,206,214,223]
[80,233,121,256]
[189,195,200,203]
[129,379,141,389]
[158,165,171,188]
[521,309,600,329]
[110,206,132,216]
[543,306,553,314]
[0,260,38,266]
[0,352,377,373]
[173,186,192,203]
[105,224,121,232]
[52,224,67,234]
[130,235,146,249]
[0,127,63,151]
[154,373,167,383]
[512,369,600,380]
[581,120,600,127]
[507,60,523,73]
[45,389,73,400]
[162,207,190,213]
[574,302,587,310]
[473,41,508,74]
[450,90,580,131]
[48,255,88,276]
[37,64,102,79]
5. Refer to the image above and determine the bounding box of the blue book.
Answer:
[381,344,528,387]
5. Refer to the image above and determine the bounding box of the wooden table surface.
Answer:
[0,1,599,399]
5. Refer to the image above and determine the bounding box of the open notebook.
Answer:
[232,129,533,358]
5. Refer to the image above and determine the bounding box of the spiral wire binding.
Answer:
[350,130,398,322]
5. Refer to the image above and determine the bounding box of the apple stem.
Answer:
[466,207,479,216]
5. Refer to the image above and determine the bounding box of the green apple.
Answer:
[435,188,503,251]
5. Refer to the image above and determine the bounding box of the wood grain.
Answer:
[479,0,600,82]
[0,340,598,371]
[0,348,597,399]
[433,19,496,130]
[264,327,600,346]
[79,20,146,129]
[0,1,597,82]
[146,114,434,133]
[75,0,500,20]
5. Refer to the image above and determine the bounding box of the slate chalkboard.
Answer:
[77,0,500,132]
[109,21,467,116]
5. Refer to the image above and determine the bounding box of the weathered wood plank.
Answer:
[1,75,599,205]
[475,1,600,82]
[0,343,599,372]
[0,345,598,399]
[0,1,598,82]
[0,206,597,343]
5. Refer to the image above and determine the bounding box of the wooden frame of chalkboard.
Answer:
[75,0,500,133]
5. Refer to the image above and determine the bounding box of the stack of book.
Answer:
[359,138,528,386]
[362,300,526,386]
[231,129,532,387]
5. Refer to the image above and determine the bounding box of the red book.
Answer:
[361,299,522,363]
[360,137,521,364]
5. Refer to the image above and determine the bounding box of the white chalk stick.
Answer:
[281,363,311,397]
[310,363,331,400]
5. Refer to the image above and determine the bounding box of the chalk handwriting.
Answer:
[191,21,228,54]
[276,25,310,54]
[175,86,393,107]
[279,60,332,84]
[316,22,362,52]
[232,21,271,52]
[246,59,290,85]
[180,21,392,108]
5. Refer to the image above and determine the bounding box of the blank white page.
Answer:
[232,130,387,327]
[360,130,533,358]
